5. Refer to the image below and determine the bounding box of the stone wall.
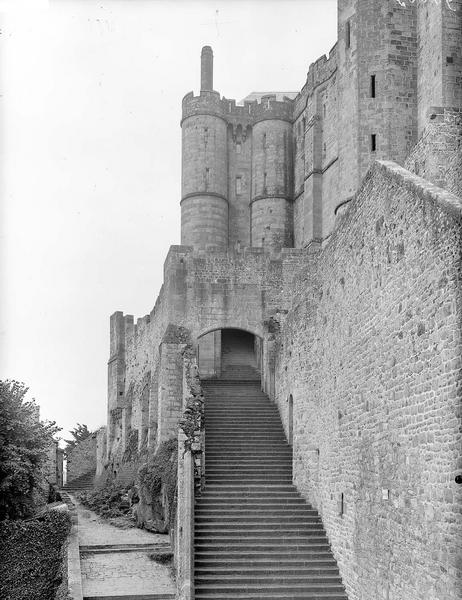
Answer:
[405,107,462,198]
[274,160,462,600]
[67,432,98,483]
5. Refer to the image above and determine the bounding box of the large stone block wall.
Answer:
[274,160,462,600]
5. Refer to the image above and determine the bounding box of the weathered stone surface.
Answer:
[275,161,462,600]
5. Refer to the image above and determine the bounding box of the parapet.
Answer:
[182,90,294,126]
[293,44,338,118]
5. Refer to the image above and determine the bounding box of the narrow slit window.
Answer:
[205,167,210,187]
[236,142,241,154]
[340,493,345,516]
[346,20,351,49]
[371,134,377,152]
[371,75,376,98]
[263,133,267,148]
[236,176,242,195]
[263,172,267,189]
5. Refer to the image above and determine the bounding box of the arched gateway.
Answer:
[197,327,262,380]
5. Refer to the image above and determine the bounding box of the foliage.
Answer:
[0,510,71,600]
[138,438,178,526]
[148,550,173,564]
[63,423,92,456]
[79,483,133,519]
[0,380,61,520]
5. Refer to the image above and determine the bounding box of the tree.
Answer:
[0,380,61,520]
[63,423,92,457]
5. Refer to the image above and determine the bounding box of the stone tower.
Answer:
[181,47,229,250]
[181,47,295,251]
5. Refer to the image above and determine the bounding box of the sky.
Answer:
[0,0,337,442]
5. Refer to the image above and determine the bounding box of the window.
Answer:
[236,142,241,154]
[236,176,242,195]
[371,75,376,98]
[205,167,210,187]
[263,133,266,148]
[323,104,326,118]
[323,142,327,157]
[263,172,267,189]
[371,134,377,152]
[340,493,345,516]
[346,20,351,48]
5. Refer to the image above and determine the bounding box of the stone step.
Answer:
[205,478,293,485]
[197,496,306,504]
[195,522,324,530]
[194,549,335,558]
[195,574,342,584]
[194,593,347,600]
[195,505,321,523]
[195,564,340,574]
[195,532,328,542]
[83,596,175,600]
[195,542,331,551]
[194,583,346,594]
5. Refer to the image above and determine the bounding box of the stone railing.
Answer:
[176,346,205,600]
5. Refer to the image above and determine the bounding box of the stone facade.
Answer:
[99,1,462,598]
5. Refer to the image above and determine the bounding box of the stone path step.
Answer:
[70,496,175,600]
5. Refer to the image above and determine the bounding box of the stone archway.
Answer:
[197,326,262,380]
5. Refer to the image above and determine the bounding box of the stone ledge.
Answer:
[376,160,462,216]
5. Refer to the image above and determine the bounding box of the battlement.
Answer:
[182,89,294,125]
[294,44,338,118]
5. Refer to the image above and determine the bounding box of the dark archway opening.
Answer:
[288,394,294,446]
[198,328,261,380]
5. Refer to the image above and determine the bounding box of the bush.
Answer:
[79,483,133,519]
[0,380,61,520]
[0,510,71,600]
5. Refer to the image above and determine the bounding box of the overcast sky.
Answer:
[0,0,337,441]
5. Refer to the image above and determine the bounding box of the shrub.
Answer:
[0,380,61,520]
[79,483,132,519]
[148,550,173,564]
[0,510,71,600]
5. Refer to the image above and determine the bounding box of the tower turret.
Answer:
[201,46,213,92]
[181,46,229,250]
[250,96,294,250]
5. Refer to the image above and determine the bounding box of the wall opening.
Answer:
[288,394,294,445]
[370,74,376,98]
[371,134,377,152]
[198,328,261,381]
[346,20,351,48]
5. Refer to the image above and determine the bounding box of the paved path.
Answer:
[73,498,175,600]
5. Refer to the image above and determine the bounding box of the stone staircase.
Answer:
[62,469,96,493]
[195,378,347,600]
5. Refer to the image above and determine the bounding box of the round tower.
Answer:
[250,96,294,250]
[181,46,228,250]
